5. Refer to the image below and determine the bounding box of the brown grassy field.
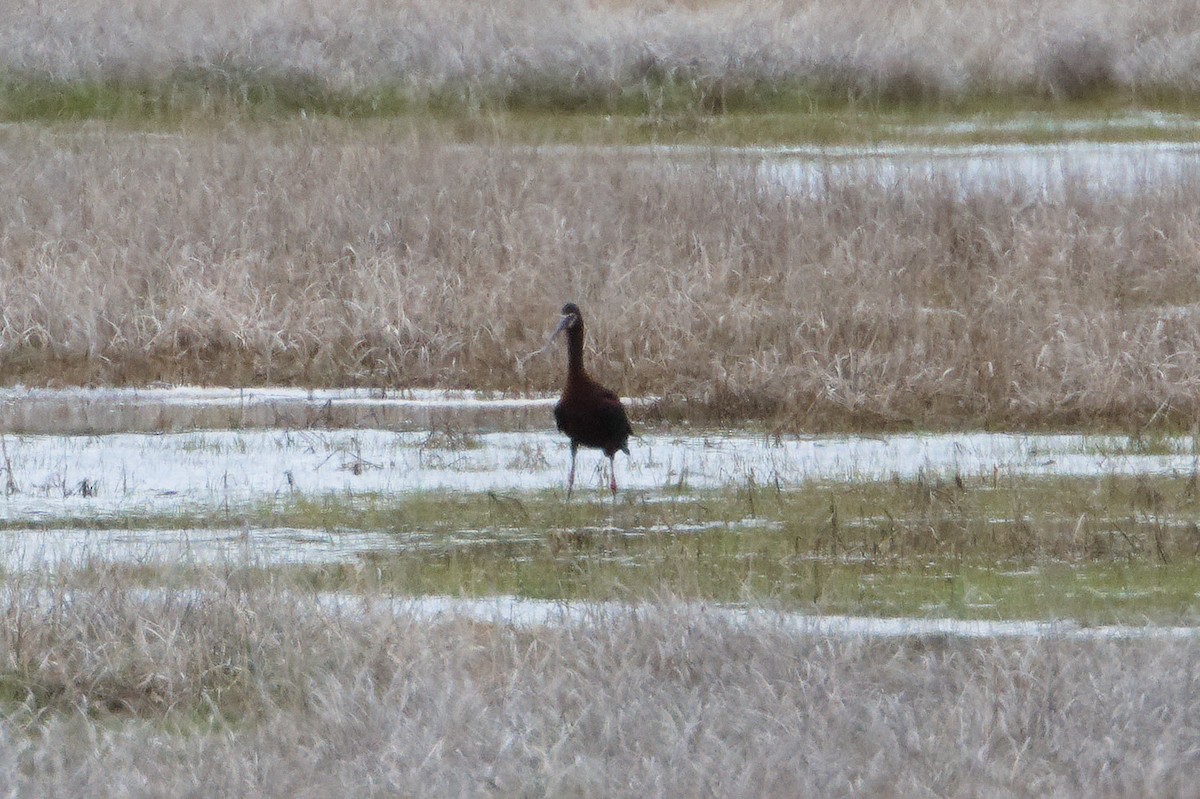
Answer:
[4,0,1200,430]
[2,0,1199,109]
[0,569,1195,797]
[2,123,1200,430]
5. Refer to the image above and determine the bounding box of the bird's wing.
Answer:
[553,400,568,434]
[594,393,633,440]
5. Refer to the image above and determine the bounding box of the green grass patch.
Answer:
[11,471,1200,624]
[0,68,411,125]
[6,69,1200,147]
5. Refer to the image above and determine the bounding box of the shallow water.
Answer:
[0,385,559,434]
[761,140,1200,199]
[543,135,1200,199]
[0,424,1195,521]
[0,387,1193,520]
[0,526,403,568]
[301,592,1200,641]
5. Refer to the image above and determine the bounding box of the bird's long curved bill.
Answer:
[549,314,571,341]
[516,314,571,373]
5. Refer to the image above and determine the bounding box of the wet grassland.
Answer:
[0,395,1198,627]
[5,3,1200,788]
[0,401,1197,797]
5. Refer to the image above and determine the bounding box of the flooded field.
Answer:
[537,132,1200,199]
[1,386,1198,629]
[0,386,1198,519]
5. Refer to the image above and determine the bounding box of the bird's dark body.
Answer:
[551,303,631,495]
[555,382,631,457]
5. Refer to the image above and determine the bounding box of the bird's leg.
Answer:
[607,454,619,524]
[567,442,578,499]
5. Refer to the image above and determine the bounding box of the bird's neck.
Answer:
[566,326,586,381]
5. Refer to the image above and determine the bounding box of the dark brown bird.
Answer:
[551,303,632,497]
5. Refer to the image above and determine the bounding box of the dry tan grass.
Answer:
[1,0,1199,103]
[0,569,1196,796]
[3,123,1200,429]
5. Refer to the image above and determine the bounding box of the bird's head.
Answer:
[551,303,583,340]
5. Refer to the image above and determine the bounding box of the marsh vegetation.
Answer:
[0,569,1194,797]
[5,125,1200,432]
[3,1,1200,794]
[5,0,1200,123]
